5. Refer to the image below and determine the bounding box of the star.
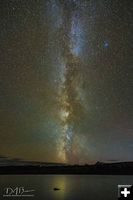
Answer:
[103,40,109,48]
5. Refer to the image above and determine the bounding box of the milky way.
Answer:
[51,0,87,163]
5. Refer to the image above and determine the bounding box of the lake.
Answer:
[0,175,133,200]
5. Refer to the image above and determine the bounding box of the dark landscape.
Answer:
[0,161,133,175]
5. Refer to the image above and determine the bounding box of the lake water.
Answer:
[0,175,133,200]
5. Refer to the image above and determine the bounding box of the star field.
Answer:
[0,0,132,164]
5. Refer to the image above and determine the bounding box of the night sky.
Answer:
[0,0,132,164]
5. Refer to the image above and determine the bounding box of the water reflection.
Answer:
[51,175,67,199]
[0,175,133,200]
